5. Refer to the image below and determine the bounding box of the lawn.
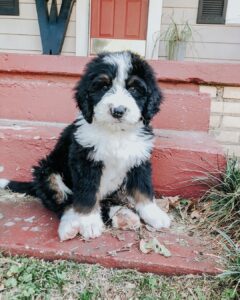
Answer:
[0,254,235,299]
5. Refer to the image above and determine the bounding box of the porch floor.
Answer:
[0,194,224,276]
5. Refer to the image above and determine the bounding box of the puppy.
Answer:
[0,51,171,241]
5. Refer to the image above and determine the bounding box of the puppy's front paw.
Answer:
[58,208,104,241]
[136,202,171,229]
[109,206,141,230]
[78,212,104,239]
[58,208,81,241]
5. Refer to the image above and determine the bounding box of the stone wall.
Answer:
[200,86,240,157]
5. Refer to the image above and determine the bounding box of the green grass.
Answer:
[195,157,240,298]
[217,230,240,297]
[0,253,236,299]
[200,157,240,241]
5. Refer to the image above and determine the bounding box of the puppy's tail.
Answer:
[0,179,36,197]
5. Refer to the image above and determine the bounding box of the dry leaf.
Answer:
[156,198,169,212]
[107,242,135,256]
[190,210,201,219]
[139,238,171,257]
[156,196,180,212]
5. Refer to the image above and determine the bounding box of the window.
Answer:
[0,0,19,16]
[197,0,228,24]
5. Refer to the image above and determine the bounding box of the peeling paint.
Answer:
[0,213,4,219]
[4,221,15,227]
[0,126,32,131]
[24,216,36,223]
[22,227,29,231]
[0,165,4,173]
[30,226,40,232]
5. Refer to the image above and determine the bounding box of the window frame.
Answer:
[0,0,19,16]
[197,0,228,24]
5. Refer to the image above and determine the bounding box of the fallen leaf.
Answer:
[107,242,135,256]
[190,210,201,219]
[156,197,169,212]
[139,238,171,257]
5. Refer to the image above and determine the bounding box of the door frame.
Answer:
[75,0,163,59]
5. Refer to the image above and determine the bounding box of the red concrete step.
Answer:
[0,200,224,275]
[0,121,225,199]
[0,74,210,131]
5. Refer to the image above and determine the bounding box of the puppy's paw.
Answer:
[136,202,171,229]
[109,206,141,230]
[78,211,105,240]
[58,208,81,241]
[58,208,104,241]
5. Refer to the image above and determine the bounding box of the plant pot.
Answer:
[167,41,187,61]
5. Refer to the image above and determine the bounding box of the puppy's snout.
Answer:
[110,105,127,119]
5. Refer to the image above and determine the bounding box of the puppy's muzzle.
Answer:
[110,106,127,119]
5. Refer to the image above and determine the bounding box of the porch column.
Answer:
[145,0,163,59]
[76,0,90,56]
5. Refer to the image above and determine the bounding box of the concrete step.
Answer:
[0,75,210,131]
[0,121,225,199]
[0,200,224,275]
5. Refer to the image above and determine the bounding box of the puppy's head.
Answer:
[75,51,162,127]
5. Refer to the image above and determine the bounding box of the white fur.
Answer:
[136,202,171,229]
[103,52,132,85]
[54,174,72,199]
[58,207,104,241]
[0,179,9,189]
[75,117,153,198]
[109,206,141,230]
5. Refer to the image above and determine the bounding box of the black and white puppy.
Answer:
[0,51,171,241]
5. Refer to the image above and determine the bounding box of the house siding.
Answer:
[0,0,76,55]
[159,0,240,63]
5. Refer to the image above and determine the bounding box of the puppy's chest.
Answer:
[93,135,152,198]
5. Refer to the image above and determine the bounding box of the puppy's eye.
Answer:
[102,85,109,91]
[128,86,137,93]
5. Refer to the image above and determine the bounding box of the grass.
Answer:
[0,253,237,299]
[193,157,240,298]
[217,230,240,297]
[199,157,240,241]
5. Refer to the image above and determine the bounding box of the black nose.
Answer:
[110,105,127,119]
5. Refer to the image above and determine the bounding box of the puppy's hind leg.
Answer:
[108,206,141,230]
[34,165,73,217]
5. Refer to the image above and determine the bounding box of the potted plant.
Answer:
[163,19,193,61]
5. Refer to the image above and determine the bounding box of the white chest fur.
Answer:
[75,118,153,198]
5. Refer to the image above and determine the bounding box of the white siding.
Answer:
[0,0,76,55]
[159,0,240,63]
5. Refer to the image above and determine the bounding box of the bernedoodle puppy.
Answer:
[0,51,171,241]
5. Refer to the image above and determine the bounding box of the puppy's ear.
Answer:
[75,79,93,124]
[142,79,162,125]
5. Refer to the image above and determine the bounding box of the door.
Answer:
[90,0,149,56]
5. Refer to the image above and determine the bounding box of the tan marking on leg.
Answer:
[48,174,71,204]
[133,190,151,205]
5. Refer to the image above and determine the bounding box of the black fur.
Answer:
[1,51,162,225]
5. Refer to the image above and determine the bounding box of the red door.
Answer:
[90,0,149,55]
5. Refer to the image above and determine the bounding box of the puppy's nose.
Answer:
[110,105,127,119]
